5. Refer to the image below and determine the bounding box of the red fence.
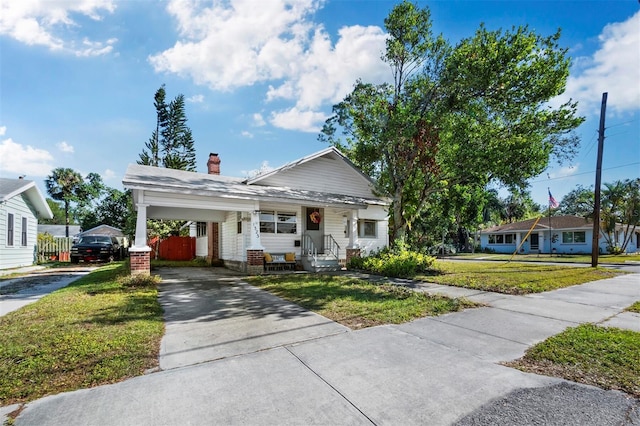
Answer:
[150,236,196,261]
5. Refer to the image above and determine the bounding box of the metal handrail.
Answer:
[323,234,340,261]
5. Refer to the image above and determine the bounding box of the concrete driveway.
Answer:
[10,268,640,425]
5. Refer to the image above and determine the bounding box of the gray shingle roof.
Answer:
[481,215,594,233]
[123,163,388,208]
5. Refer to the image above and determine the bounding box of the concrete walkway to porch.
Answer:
[10,268,640,426]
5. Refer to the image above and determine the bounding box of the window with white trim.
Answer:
[260,211,297,234]
[487,233,516,244]
[7,213,14,246]
[196,222,207,237]
[562,231,586,244]
[21,217,28,246]
[358,220,377,238]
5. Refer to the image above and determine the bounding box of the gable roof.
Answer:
[80,225,124,237]
[482,215,595,233]
[37,224,82,237]
[246,146,378,189]
[0,178,53,219]
[123,163,388,208]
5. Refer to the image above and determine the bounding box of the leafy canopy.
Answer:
[320,1,583,244]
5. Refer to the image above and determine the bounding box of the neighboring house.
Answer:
[123,147,391,274]
[79,224,129,248]
[480,215,640,255]
[0,178,53,270]
[37,224,82,238]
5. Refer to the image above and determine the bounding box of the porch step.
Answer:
[301,254,341,273]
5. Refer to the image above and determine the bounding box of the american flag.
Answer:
[548,189,559,208]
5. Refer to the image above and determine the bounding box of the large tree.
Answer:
[39,199,67,225]
[139,85,196,171]
[45,168,103,237]
[320,1,583,244]
[79,188,133,233]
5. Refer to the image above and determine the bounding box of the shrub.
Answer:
[607,245,624,255]
[348,247,435,278]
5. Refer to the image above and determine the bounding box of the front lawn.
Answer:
[248,274,477,329]
[419,261,621,294]
[0,263,164,406]
[507,324,640,398]
[452,253,640,264]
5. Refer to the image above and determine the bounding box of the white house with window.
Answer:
[0,178,53,270]
[480,215,639,255]
[123,147,390,274]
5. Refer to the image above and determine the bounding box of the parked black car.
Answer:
[70,235,122,263]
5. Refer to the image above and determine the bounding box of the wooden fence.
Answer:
[152,236,196,261]
[37,237,73,262]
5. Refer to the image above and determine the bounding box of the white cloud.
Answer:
[149,0,389,133]
[57,141,75,153]
[187,94,204,103]
[270,107,328,133]
[548,164,580,180]
[0,138,55,177]
[0,126,5,136]
[103,168,116,179]
[557,11,640,116]
[253,113,266,127]
[242,161,274,179]
[0,0,117,56]
[241,130,254,138]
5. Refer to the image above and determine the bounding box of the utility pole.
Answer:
[591,92,607,267]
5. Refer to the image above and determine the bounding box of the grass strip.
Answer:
[0,263,164,406]
[506,324,640,398]
[418,261,621,294]
[248,274,477,329]
[626,301,640,313]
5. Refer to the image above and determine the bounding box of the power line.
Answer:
[531,162,640,183]
[605,118,640,130]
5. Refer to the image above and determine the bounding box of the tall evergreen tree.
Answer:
[138,86,196,171]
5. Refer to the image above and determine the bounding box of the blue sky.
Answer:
[1,0,638,209]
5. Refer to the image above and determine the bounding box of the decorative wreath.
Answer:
[309,211,322,224]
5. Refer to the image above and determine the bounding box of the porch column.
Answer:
[515,233,521,253]
[346,210,361,266]
[130,203,151,276]
[538,232,545,254]
[347,210,358,249]
[248,209,264,250]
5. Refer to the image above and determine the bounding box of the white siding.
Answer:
[221,212,245,261]
[259,203,301,255]
[0,194,38,270]
[195,236,207,257]
[256,156,376,199]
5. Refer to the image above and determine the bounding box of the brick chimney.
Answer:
[207,153,221,175]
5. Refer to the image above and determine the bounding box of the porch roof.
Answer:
[123,164,388,209]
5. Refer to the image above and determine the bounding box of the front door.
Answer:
[530,233,539,251]
[305,207,324,253]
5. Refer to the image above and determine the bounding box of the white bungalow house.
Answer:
[122,147,390,274]
[0,178,53,270]
[480,215,639,255]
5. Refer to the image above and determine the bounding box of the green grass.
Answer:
[626,301,640,313]
[151,258,211,268]
[507,324,640,398]
[453,252,640,264]
[416,260,621,295]
[0,264,164,406]
[248,274,477,329]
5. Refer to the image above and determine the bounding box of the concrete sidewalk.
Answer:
[11,269,640,425]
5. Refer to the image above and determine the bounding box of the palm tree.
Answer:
[45,168,84,237]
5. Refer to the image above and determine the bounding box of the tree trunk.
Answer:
[392,189,406,245]
[65,200,70,238]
